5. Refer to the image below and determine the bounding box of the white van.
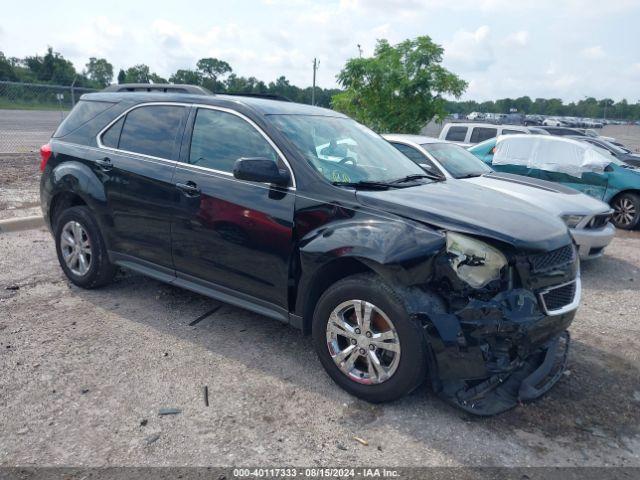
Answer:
[438,122,531,146]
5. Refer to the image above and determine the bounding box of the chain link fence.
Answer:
[0,81,98,153]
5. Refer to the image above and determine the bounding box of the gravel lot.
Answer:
[0,227,639,467]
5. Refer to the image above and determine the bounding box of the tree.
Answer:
[0,52,17,81]
[24,47,76,85]
[149,73,168,84]
[169,69,202,85]
[117,69,126,84]
[85,57,113,87]
[196,58,232,91]
[123,64,151,83]
[332,36,467,133]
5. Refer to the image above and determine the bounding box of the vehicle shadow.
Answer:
[76,270,640,461]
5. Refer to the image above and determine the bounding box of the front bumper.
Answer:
[570,223,615,260]
[413,282,578,416]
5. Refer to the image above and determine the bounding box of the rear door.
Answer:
[171,106,295,308]
[98,103,188,268]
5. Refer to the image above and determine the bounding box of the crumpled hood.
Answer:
[357,179,571,252]
[463,172,612,217]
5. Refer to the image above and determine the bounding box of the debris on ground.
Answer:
[353,436,369,446]
[158,408,182,416]
[145,434,160,445]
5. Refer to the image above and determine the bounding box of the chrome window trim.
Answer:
[537,276,581,316]
[95,101,296,189]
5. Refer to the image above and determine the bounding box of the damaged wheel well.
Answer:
[301,257,374,334]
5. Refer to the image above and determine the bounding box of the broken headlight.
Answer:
[561,214,585,228]
[446,232,507,289]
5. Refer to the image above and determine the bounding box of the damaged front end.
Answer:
[408,235,580,416]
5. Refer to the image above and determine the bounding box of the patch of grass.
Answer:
[0,99,68,111]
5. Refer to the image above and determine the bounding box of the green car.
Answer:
[469,135,640,229]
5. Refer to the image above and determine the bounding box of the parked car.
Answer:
[580,128,615,142]
[466,111,485,121]
[438,122,531,146]
[536,126,587,137]
[542,117,568,127]
[40,90,581,416]
[524,114,544,126]
[568,136,640,168]
[469,135,640,229]
[384,134,615,259]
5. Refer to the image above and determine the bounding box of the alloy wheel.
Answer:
[325,300,401,385]
[60,221,92,276]
[613,197,637,227]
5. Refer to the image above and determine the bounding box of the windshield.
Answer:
[422,143,493,178]
[269,114,426,185]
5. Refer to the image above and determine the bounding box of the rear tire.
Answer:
[54,206,116,288]
[312,274,428,403]
[611,193,640,230]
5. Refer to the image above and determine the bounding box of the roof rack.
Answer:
[102,84,212,95]
[220,92,292,102]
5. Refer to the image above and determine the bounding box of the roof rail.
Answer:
[220,92,292,102]
[102,84,212,95]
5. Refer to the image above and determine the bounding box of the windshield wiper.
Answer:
[331,180,396,190]
[391,173,443,184]
[456,173,485,179]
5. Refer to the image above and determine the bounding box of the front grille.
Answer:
[540,281,578,313]
[529,244,575,273]
[586,213,612,229]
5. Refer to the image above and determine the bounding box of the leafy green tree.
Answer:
[85,57,113,87]
[197,58,232,91]
[169,69,202,85]
[24,47,76,85]
[149,73,168,84]
[332,36,467,133]
[117,69,126,84]
[123,64,151,83]
[0,52,17,81]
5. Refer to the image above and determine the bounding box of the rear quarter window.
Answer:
[445,126,468,142]
[53,100,115,138]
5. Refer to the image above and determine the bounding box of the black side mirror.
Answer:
[233,158,290,186]
[604,164,614,173]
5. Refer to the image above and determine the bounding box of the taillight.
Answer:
[40,143,52,172]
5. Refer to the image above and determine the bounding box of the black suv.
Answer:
[40,90,580,415]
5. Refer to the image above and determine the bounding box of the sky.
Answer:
[1,0,639,102]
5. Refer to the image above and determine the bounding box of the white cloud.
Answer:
[444,26,494,72]
[503,30,529,47]
[581,45,605,59]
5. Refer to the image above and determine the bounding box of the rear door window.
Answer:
[444,126,468,142]
[101,116,124,148]
[470,127,497,143]
[118,105,187,159]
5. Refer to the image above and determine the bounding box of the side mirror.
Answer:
[233,158,290,186]
[604,164,614,173]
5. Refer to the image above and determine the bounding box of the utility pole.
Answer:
[357,44,363,58]
[312,58,319,106]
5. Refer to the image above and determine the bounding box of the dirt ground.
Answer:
[0,154,41,220]
[0,226,639,467]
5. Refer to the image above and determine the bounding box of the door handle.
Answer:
[176,181,201,196]
[95,157,112,171]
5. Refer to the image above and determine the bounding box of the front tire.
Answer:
[611,193,640,230]
[54,206,116,288]
[312,274,428,403]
